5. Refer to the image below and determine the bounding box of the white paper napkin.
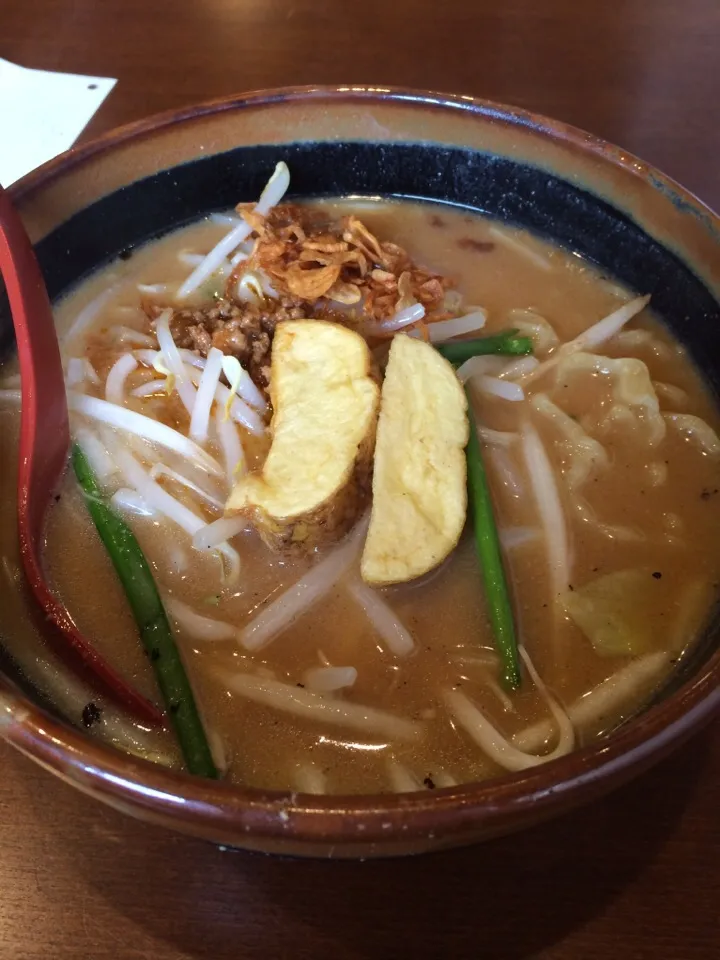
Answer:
[0,58,116,186]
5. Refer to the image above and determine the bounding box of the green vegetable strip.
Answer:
[463,396,522,690]
[437,329,532,366]
[71,444,218,778]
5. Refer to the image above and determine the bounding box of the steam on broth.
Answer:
[1,161,719,794]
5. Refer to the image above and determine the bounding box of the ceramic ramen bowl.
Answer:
[0,86,719,858]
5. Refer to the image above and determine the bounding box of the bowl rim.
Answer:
[2,83,720,849]
[11,83,720,228]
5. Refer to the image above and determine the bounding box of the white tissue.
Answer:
[0,58,116,186]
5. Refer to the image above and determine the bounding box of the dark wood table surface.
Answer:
[2,1,720,957]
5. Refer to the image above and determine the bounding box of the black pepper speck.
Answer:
[82,702,102,728]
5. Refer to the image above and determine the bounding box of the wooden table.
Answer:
[2,1,719,957]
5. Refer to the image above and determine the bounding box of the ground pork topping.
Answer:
[144,298,309,388]
[142,205,457,389]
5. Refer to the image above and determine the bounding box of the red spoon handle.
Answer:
[0,185,164,725]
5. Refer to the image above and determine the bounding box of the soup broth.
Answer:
[1,187,719,794]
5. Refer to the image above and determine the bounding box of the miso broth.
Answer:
[1,180,719,794]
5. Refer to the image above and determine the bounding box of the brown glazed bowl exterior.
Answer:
[1,86,719,858]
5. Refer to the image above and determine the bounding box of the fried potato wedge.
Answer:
[361,334,468,585]
[227,320,379,550]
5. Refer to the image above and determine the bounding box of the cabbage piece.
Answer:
[561,569,665,657]
[556,352,665,447]
[669,580,714,653]
[663,413,720,456]
[530,393,608,489]
[507,308,559,357]
[572,498,644,542]
[610,328,672,361]
[653,381,688,409]
[530,393,639,540]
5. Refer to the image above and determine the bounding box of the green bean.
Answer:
[71,444,218,778]
[463,396,522,690]
[437,329,532,366]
